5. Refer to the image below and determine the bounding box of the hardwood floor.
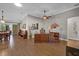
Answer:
[0,35,66,56]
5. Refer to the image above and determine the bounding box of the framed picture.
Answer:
[31,23,39,30]
[22,24,26,29]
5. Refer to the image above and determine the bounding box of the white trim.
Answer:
[60,38,68,41]
[55,5,79,15]
[68,38,79,40]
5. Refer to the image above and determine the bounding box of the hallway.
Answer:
[0,35,66,56]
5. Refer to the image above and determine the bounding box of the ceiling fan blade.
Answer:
[48,16,52,17]
[28,14,43,20]
[47,15,55,19]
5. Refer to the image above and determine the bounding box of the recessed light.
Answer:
[14,3,22,7]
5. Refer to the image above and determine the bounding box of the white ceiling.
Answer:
[0,3,78,23]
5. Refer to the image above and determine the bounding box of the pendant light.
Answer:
[0,10,5,23]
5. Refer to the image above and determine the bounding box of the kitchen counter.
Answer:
[66,39,79,56]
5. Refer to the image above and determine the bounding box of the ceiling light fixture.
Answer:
[0,10,5,23]
[14,3,22,7]
[42,10,51,20]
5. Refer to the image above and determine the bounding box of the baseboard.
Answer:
[60,38,68,41]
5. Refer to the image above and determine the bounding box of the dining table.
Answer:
[0,31,10,42]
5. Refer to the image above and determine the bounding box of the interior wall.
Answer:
[20,7,79,40]
[20,15,44,39]
[41,7,79,40]
[68,16,79,40]
[53,7,79,39]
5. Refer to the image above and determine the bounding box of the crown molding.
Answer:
[55,6,79,15]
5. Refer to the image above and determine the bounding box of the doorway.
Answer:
[12,24,20,36]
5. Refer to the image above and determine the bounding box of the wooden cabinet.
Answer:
[34,32,59,43]
[0,31,11,41]
[34,34,49,43]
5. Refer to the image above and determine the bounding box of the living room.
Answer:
[0,3,79,56]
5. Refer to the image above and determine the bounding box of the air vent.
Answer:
[74,3,79,6]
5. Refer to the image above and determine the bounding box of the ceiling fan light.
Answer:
[43,16,48,20]
[0,20,5,23]
[0,10,5,23]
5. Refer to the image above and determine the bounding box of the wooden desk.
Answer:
[66,40,79,56]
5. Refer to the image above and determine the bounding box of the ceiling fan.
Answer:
[28,10,52,20]
[42,10,52,20]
